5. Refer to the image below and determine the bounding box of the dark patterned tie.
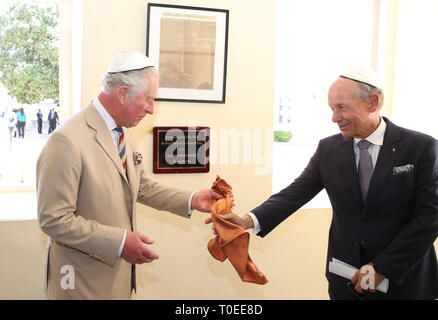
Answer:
[358,139,373,201]
[113,127,127,169]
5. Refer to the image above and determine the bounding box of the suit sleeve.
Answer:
[136,167,192,218]
[253,140,325,237]
[121,133,192,218]
[373,137,438,286]
[37,132,125,267]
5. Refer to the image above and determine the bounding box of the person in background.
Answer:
[37,109,43,134]
[16,108,26,139]
[37,50,222,299]
[207,66,438,300]
[47,108,59,134]
[4,107,16,150]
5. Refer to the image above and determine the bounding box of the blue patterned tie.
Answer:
[113,127,126,169]
[358,139,373,201]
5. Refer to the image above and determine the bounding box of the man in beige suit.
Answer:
[36,51,222,299]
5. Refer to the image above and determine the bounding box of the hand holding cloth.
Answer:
[207,175,268,284]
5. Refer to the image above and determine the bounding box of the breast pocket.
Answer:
[387,169,416,200]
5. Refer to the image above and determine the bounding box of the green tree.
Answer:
[0,2,58,104]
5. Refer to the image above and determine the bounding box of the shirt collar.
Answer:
[354,117,386,146]
[93,97,118,131]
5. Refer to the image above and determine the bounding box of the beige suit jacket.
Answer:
[36,102,192,299]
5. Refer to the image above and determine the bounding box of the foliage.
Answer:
[274,130,292,142]
[0,2,58,104]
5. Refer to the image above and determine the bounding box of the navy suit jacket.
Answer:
[252,117,438,299]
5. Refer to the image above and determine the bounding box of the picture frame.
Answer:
[146,3,229,103]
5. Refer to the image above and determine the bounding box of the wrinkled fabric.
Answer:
[208,175,268,284]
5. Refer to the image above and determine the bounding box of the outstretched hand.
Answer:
[205,213,255,234]
[191,189,223,213]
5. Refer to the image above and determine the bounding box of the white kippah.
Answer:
[340,66,381,88]
[107,51,155,74]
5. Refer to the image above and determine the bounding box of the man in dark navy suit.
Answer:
[207,67,438,299]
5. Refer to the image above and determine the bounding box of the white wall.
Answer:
[0,220,47,299]
[391,0,438,139]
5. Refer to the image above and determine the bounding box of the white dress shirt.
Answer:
[353,117,386,170]
[249,117,387,235]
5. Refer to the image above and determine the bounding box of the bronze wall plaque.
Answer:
[153,126,210,173]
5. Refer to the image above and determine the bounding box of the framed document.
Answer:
[146,3,229,103]
[153,126,210,173]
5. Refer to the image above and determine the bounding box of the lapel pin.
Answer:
[392,148,396,152]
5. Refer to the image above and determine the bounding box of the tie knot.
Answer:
[113,127,124,135]
[358,139,371,150]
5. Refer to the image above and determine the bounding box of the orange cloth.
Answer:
[207,175,268,284]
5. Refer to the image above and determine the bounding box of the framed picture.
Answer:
[146,3,229,103]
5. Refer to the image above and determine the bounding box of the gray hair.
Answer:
[355,82,384,110]
[101,67,159,98]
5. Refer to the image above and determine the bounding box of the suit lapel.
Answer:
[125,136,138,201]
[364,118,402,209]
[123,133,140,231]
[85,103,128,182]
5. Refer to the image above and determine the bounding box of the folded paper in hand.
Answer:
[328,258,389,293]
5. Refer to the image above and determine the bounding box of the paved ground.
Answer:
[0,124,50,188]
[0,123,52,220]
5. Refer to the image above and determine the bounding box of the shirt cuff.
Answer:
[247,212,261,234]
[188,191,195,216]
[117,230,127,257]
